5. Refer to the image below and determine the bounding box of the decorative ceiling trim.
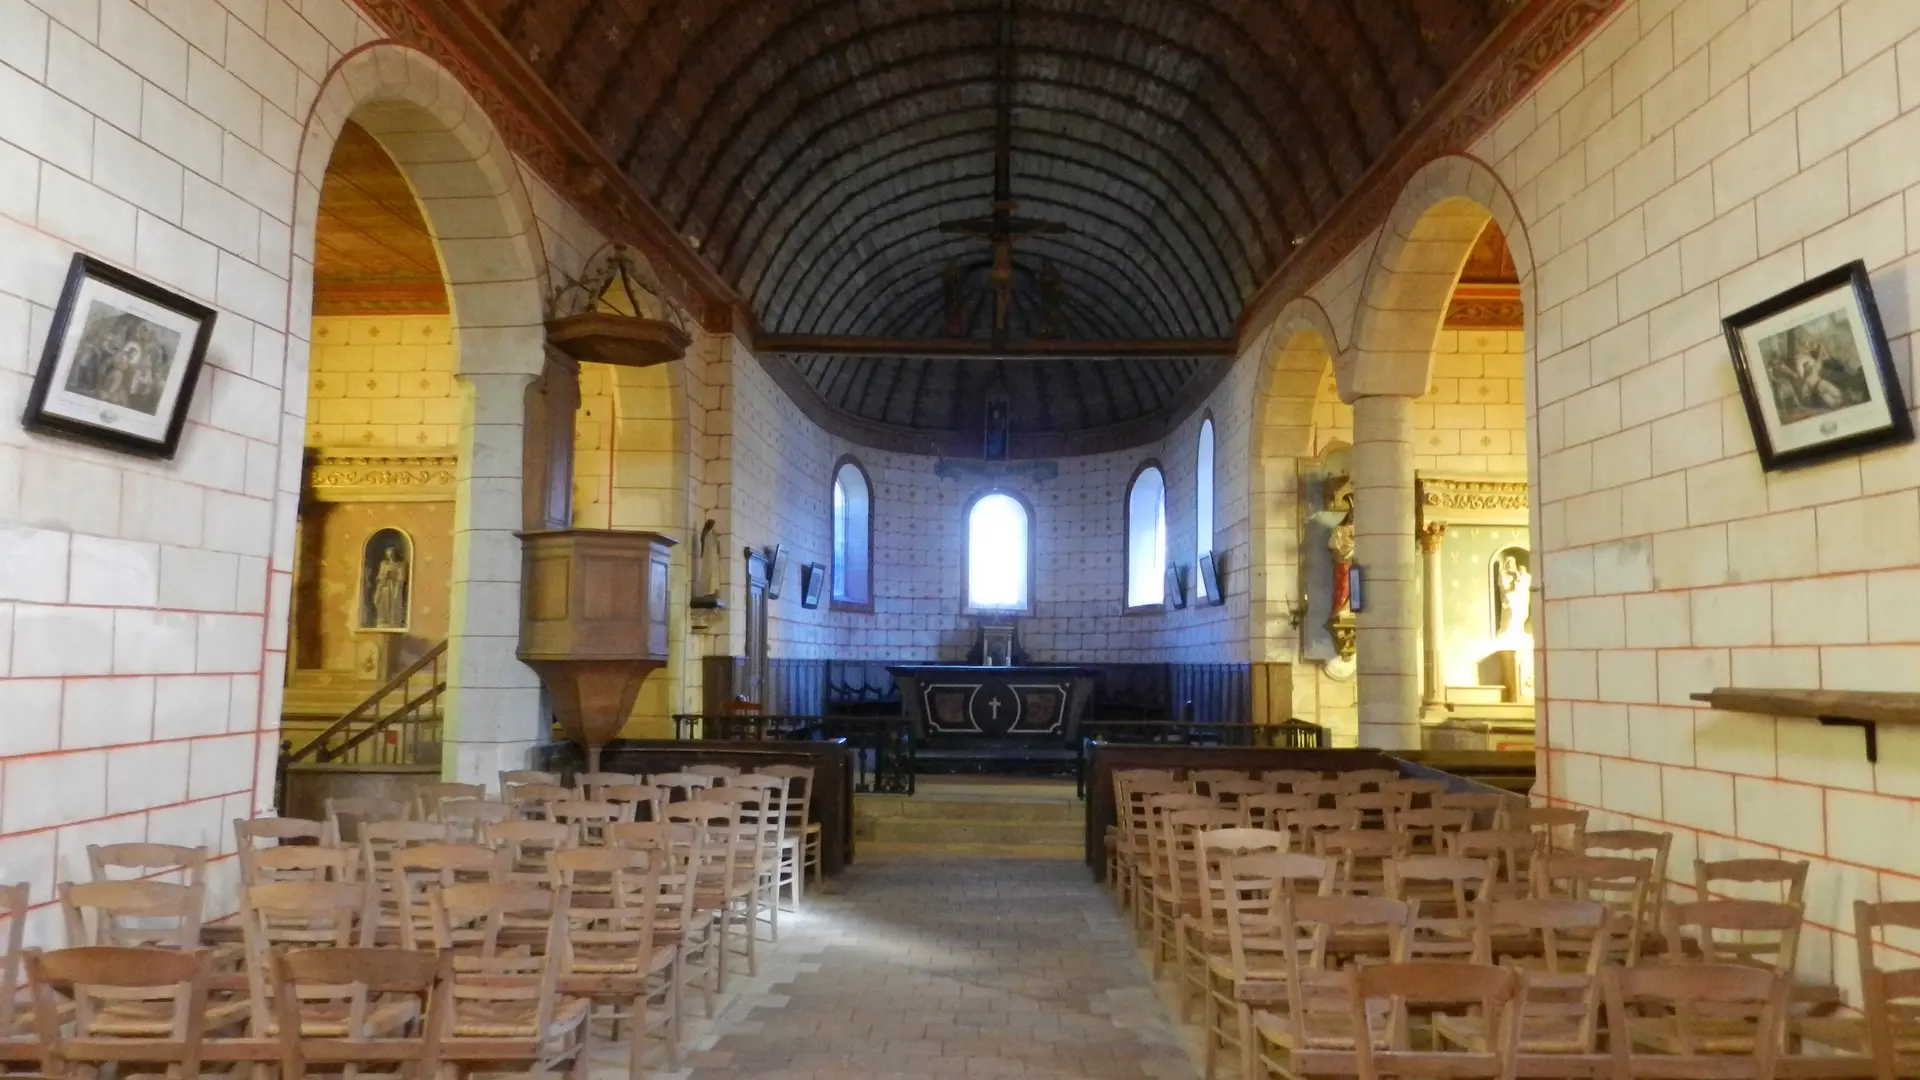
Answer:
[757,336,1235,360]
[1444,284,1524,330]
[306,450,460,502]
[351,0,745,322]
[1239,0,1621,338]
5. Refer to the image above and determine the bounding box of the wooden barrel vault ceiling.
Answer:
[390,0,1604,455]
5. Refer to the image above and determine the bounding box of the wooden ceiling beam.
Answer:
[757,336,1235,360]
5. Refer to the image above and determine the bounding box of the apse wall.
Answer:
[727,340,1257,665]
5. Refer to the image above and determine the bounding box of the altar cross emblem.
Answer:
[988,698,1002,721]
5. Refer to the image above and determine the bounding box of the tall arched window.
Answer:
[1195,415,1217,598]
[1125,463,1167,609]
[964,490,1032,613]
[831,457,872,610]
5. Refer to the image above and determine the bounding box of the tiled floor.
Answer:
[656,854,1201,1079]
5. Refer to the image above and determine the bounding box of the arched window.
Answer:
[964,490,1032,613]
[831,457,872,610]
[1195,415,1216,598]
[1125,464,1167,609]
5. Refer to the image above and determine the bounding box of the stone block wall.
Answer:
[305,315,458,449]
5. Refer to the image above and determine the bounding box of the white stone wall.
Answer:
[1400,0,1920,993]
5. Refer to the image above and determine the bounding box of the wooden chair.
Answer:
[1696,858,1809,907]
[1143,794,1217,952]
[597,784,665,827]
[1116,778,1186,919]
[427,884,590,1075]
[666,802,739,1011]
[1190,769,1250,796]
[1186,829,1289,1029]
[1157,809,1241,989]
[1252,895,1415,1080]
[685,764,739,781]
[28,946,216,1077]
[59,880,204,949]
[1586,828,1673,916]
[360,821,452,931]
[1314,830,1410,896]
[234,817,326,880]
[648,773,716,804]
[272,947,444,1080]
[697,786,779,975]
[1435,792,1513,828]
[1446,829,1538,900]
[499,769,559,795]
[503,782,573,820]
[323,797,409,845]
[757,764,817,908]
[1283,808,1363,849]
[1293,776,1364,803]
[1210,778,1275,809]
[1664,899,1803,973]
[243,844,358,885]
[0,883,32,1063]
[1795,900,1920,1075]
[484,820,575,885]
[1609,962,1788,1074]
[1531,852,1654,964]
[1241,793,1317,832]
[1380,778,1447,803]
[1502,805,1588,853]
[437,798,513,842]
[240,882,395,1041]
[1334,790,1411,830]
[411,783,486,821]
[1389,806,1474,854]
[573,771,643,799]
[1341,769,1400,790]
[1259,770,1320,792]
[605,822,705,1051]
[88,843,208,887]
[1384,855,1492,959]
[728,773,792,941]
[1349,962,1521,1080]
[551,847,678,1078]
[1452,897,1610,1057]
[549,800,635,846]
[1212,852,1335,1080]
[390,843,506,949]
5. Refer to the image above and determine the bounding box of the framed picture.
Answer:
[1199,551,1225,607]
[800,562,826,609]
[1164,565,1187,610]
[1723,259,1912,471]
[23,254,217,458]
[765,543,789,600]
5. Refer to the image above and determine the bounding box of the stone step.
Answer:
[858,794,1084,823]
[859,841,1083,860]
[864,816,1085,847]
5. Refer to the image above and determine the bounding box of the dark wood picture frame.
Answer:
[801,562,826,609]
[765,543,790,600]
[1165,565,1187,610]
[1722,259,1912,471]
[24,254,217,459]
[1199,550,1224,607]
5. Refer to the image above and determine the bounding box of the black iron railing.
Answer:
[670,713,916,794]
[1074,717,1328,795]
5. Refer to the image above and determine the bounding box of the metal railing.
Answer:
[670,713,916,794]
[287,641,448,766]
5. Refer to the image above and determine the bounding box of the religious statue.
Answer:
[1495,550,1532,641]
[691,518,720,604]
[1322,475,1357,660]
[983,394,1011,461]
[359,529,411,631]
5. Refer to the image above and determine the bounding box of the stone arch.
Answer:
[1343,155,1535,399]
[1246,300,1342,664]
[282,44,556,786]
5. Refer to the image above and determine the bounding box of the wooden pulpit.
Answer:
[517,528,676,773]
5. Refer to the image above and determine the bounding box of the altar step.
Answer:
[855,779,1085,858]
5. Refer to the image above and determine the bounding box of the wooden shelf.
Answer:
[1689,687,1920,762]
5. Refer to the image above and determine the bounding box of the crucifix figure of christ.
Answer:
[939,201,1068,344]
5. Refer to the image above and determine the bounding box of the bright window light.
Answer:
[1127,466,1166,607]
[966,492,1030,611]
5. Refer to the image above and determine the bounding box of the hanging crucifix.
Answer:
[935,0,1070,348]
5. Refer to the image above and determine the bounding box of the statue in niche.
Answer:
[1493,548,1533,641]
[1323,475,1357,659]
[691,518,720,605]
[983,394,1011,461]
[359,529,411,631]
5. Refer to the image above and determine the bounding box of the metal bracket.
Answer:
[1818,715,1878,763]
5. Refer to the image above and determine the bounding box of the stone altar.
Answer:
[889,665,1098,769]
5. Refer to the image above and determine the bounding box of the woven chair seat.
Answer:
[450,996,588,1039]
[264,997,419,1038]
[1433,1012,1588,1054]
[89,997,249,1036]
[570,945,677,977]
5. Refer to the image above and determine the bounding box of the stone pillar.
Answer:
[445,371,544,786]
[1351,395,1420,749]
[1418,522,1447,714]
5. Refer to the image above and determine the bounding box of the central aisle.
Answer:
[683,856,1201,1079]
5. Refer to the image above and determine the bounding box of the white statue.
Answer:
[693,518,719,601]
[1496,553,1531,640]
